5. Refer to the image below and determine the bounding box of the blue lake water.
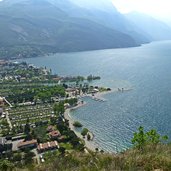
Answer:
[20,40,171,152]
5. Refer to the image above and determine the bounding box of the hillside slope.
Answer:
[70,0,150,44]
[1,0,171,59]
[125,12,171,41]
[0,0,138,59]
[9,144,171,171]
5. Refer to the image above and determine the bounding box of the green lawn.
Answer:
[59,143,73,150]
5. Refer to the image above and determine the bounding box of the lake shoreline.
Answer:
[64,88,134,152]
[64,101,98,152]
[64,90,114,152]
[3,43,145,61]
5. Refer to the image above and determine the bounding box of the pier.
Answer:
[92,97,106,102]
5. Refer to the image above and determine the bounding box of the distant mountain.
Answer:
[0,0,170,59]
[78,9,150,44]
[125,12,171,41]
[0,0,141,59]
[68,0,150,44]
[70,0,117,12]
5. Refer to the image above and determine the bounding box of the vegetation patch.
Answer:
[73,121,83,128]
[33,125,49,143]
[81,128,89,136]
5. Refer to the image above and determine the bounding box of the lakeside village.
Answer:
[0,60,112,166]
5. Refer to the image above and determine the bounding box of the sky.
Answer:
[0,0,171,23]
[71,0,171,23]
[112,0,171,21]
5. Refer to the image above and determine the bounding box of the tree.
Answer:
[95,148,99,152]
[65,98,78,106]
[87,75,93,81]
[24,151,35,164]
[0,160,14,171]
[70,137,80,147]
[132,126,169,151]
[81,128,89,137]
[146,129,168,144]
[53,102,65,116]
[53,103,58,115]
[24,118,30,134]
[87,133,91,141]
[73,121,82,128]
[132,126,147,150]
[50,116,56,125]
[24,118,31,140]
[59,147,65,155]
[13,152,22,162]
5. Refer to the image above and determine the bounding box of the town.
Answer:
[0,60,111,168]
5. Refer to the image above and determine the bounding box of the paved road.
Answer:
[32,149,40,164]
[4,97,13,107]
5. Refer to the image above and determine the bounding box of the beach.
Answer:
[64,89,134,152]
[64,101,98,152]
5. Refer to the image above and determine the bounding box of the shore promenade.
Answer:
[64,89,133,152]
[64,102,97,152]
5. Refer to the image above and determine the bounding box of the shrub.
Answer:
[73,121,82,128]
[132,126,168,150]
[81,128,89,136]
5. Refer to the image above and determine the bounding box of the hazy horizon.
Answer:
[70,0,171,24]
[1,0,171,25]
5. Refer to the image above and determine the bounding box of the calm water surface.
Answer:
[21,41,171,152]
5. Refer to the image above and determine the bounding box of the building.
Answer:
[0,97,4,110]
[0,137,6,152]
[37,141,59,153]
[0,108,3,116]
[49,130,61,140]
[0,137,12,153]
[47,125,55,133]
[57,135,66,142]
[17,139,37,149]
[64,103,71,109]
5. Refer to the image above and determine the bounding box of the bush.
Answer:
[132,126,168,150]
[87,133,91,141]
[73,121,82,128]
[81,128,89,136]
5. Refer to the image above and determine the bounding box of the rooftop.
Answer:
[37,141,59,151]
[17,139,37,148]
[0,137,6,145]
[49,130,61,138]
[47,125,55,132]
[0,97,3,102]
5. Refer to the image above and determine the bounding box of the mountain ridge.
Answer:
[125,11,171,41]
[0,0,171,59]
[0,0,140,59]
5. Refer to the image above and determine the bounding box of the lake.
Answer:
[20,40,171,152]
